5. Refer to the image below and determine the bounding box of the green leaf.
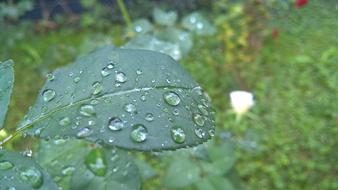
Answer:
[202,143,236,176]
[133,158,156,180]
[131,19,154,35]
[195,176,235,190]
[0,60,14,129]
[155,28,193,55]
[0,149,58,190]
[152,8,177,26]
[36,139,141,190]
[70,146,140,190]
[181,12,216,36]
[163,155,201,188]
[19,46,215,151]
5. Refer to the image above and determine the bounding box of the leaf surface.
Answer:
[20,46,215,151]
[0,60,14,129]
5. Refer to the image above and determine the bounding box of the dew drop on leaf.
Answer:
[61,166,75,176]
[130,124,148,143]
[171,126,186,144]
[42,89,56,102]
[197,104,208,116]
[92,81,103,95]
[101,67,111,77]
[76,127,92,138]
[115,72,127,83]
[79,105,96,117]
[19,167,44,189]
[163,91,181,106]
[108,117,124,131]
[192,113,205,126]
[144,113,154,122]
[0,160,14,170]
[46,73,55,81]
[194,128,205,139]
[124,103,137,114]
[73,76,81,83]
[59,117,71,126]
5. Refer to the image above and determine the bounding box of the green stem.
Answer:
[116,0,132,29]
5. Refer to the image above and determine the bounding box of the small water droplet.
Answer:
[163,91,180,106]
[88,120,96,126]
[76,127,92,138]
[198,104,208,116]
[73,76,81,83]
[101,67,111,77]
[145,113,154,122]
[59,117,71,126]
[208,129,215,137]
[108,117,124,131]
[0,161,14,170]
[42,89,56,102]
[107,63,114,69]
[46,73,55,81]
[136,69,143,75]
[194,128,205,139]
[61,166,75,176]
[172,108,179,116]
[79,105,96,117]
[19,167,43,189]
[115,72,127,83]
[140,95,146,101]
[171,126,186,144]
[193,113,205,126]
[124,103,137,114]
[92,81,103,95]
[85,149,107,177]
[130,124,148,143]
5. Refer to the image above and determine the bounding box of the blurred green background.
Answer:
[0,0,337,189]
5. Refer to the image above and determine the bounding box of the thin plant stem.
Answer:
[116,0,132,29]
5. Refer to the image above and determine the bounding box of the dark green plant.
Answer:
[0,47,215,189]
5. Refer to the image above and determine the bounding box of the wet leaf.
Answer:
[181,12,216,36]
[0,60,14,129]
[36,139,140,190]
[19,46,215,151]
[153,8,177,26]
[0,149,58,190]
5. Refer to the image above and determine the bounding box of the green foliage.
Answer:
[0,149,58,190]
[18,46,214,151]
[0,60,14,129]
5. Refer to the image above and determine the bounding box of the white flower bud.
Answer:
[230,91,254,116]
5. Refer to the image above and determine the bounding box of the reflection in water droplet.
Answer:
[0,161,14,170]
[42,89,56,102]
[194,128,205,139]
[92,82,103,95]
[19,167,43,189]
[79,105,96,117]
[171,126,186,144]
[115,72,127,83]
[108,117,124,131]
[76,127,92,138]
[163,91,181,106]
[130,124,148,143]
[124,103,137,114]
[193,113,205,126]
[59,117,71,126]
[145,113,154,122]
[85,149,107,177]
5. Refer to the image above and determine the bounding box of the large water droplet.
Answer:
[79,105,96,117]
[101,67,111,77]
[85,149,107,177]
[171,126,186,144]
[0,160,14,170]
[42,89,56,102]
[163,91,180,106]
[124,103,137,114]
[115,72,127,83]
[145,113,154,122]
[59,117,71,126]
[130,124,148,143]
[193,113,205,126]
[76,127,92,138]
[108,117,124,131]
[92,82,103,95]
[19,167,43,189]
